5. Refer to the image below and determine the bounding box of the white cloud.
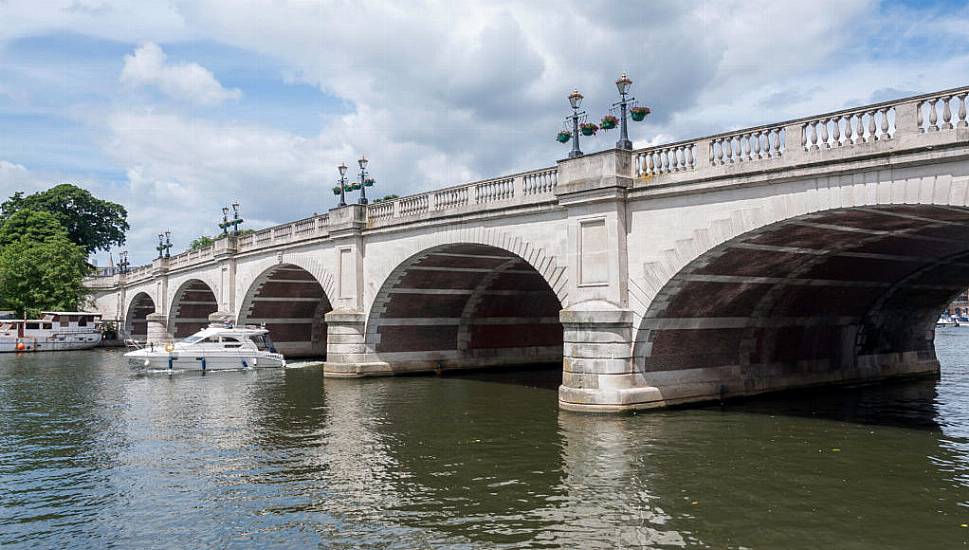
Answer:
[120,42,241,106]
[3,0,969,264]
[0,160,41,195]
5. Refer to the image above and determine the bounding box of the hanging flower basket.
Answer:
[344,184,353,192]
[351,182,362,191]
[630,106,650,122]
[600,115,619,130]
[332,185,342,196]
[580,122,598,136]
[556,130,571,143]
[364,178,375,187]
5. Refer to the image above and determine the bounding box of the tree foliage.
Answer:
[188,229,256,252]
[0,232,91,317]
[0,209,67,249]
[190,235,216,250]
[1,184,129,254]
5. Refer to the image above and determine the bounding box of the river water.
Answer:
[2,333,968,548]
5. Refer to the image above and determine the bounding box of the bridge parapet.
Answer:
[631,85,969,189]
[365,166,559,228]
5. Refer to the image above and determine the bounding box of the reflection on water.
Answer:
[1,332,968,548]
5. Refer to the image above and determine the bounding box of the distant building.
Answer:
[947,291,969,319]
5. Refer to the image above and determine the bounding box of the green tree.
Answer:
[0,234,91,317]
[0,209,68,249]
[1,184,129,254]
[190,235,216,250]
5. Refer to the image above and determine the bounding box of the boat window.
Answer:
[25,323,39,330]
[220,336,242,343]
[43,323,52,330]
[78,317,87,326]
[60,319,70,327]
[183,335,205,344]
[253,334,273,351]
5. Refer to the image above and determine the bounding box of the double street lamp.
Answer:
[333,156,375,206]
[118,250,130,275]
[219,202,244,235]
[156,231,172,259]
[556,73,650,155]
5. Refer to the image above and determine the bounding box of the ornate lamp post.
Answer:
[334,162,349,207]
[118,250,130,275]
[601,72,649,149]
[357,155,374,205]
[614,73,634,150]
[156,231,172,259]
[219,202,244,235]
[565,89,587,159]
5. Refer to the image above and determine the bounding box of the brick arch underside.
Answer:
[367,243,563,371]
[125,292,156,339]
[636,205,969,402]
[237,264,332,358]
[170,280,219,338]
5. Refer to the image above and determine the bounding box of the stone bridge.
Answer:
[88,86,969,412]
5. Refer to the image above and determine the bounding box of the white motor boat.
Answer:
[937,313,959,328]
[125,323,285,371]
[0,312,103,352]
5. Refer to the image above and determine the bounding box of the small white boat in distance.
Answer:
[125,322,285,371]
[0,312,103,352]
[937,313,959,328]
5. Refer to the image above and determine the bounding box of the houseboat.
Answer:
[0,312,104,352]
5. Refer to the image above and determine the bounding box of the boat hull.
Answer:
[0,334,102,353]
[126,351,285,371]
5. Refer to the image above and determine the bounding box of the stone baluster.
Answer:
[830,117,840,147]
[942,96,953,130]
[749,131,760,160]
[867,110,877,141]
[818,119,829,149]
[685,145,694,169]
[853,113,864,144]
[713,140,722,165]
[739,134,748,161]
[928,99,939,132]
[880,107,891,139]
[841,114,852,145]
[661,150,669,173]
[917,101,925,132]
[958,93,969,128]
[725,137,735,163]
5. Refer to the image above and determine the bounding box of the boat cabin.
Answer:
[0,312,102,337]
[178,326,277,353]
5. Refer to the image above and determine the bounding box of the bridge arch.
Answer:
[364,242,564,372]
[124,291,156,340]
[237,263,334,357]
[633,203,969,404]
[168,279,220,338]
[364,226,568,311]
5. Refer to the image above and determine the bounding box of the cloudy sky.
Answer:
[1,0,968,264]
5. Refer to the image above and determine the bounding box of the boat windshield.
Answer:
[253,334,275,352]
[182,334,206,344]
